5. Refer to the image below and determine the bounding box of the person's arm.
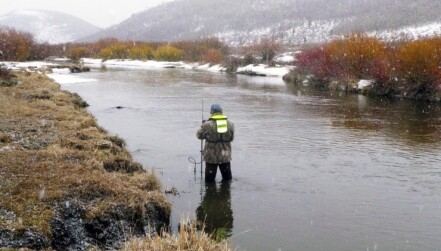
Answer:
[197,122,208,140]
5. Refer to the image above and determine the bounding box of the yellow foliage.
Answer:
[128,44,153,60]
[153,45,183,61]
[99,44,129,60]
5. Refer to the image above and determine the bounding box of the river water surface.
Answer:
[59,67,441,251]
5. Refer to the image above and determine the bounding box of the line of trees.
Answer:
[296,33,441,96]
[1,26,282,68]
[0,27,65,61]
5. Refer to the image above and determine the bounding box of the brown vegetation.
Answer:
[0,72,170,249]
[294,34,441,100]
[121,220,231,251]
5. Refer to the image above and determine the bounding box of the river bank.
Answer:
[283,70,441,101]
[0,71,170,249]
[0,70,230,250]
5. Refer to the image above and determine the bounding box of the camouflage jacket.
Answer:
[196,115,234,164]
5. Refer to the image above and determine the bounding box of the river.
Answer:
[59,67,441,251]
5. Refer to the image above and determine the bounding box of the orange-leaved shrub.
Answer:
[173,37,229,63]
[0,27,34,61]
[395,37,441,90]
[325,33,387,79]
[203,49,224,65]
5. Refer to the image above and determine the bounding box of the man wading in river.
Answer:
[197,104,234,182]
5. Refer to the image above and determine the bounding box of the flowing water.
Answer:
[60,67,441,251]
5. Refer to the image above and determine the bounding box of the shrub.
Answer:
[153,45,183,61]
[203,49,224,65]
[326,33,387,79]
[0,27,34,61]
[88,37,120,57]
[99,44,129,60]
[173,37,229,63]
[30,43,64,61]
[67,46,89,61]
[255,36,281,64]
[395,37,441,89]
[128,44,153,60]
[296,46,335,80]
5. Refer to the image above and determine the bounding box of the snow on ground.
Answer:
[47,72,97,85]
[357,79,375,90]
[237,64,292,77]
[371,22,441,41]
[82,58,228,72]
[1,61,57,70]
[2,58,294,86]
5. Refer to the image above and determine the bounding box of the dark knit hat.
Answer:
[210,104,222,114]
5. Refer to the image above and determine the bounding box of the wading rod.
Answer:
[200,99,204,175]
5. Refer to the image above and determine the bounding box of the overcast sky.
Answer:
[0,0,175,28]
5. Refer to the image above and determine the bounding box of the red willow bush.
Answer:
[296,33,441,94]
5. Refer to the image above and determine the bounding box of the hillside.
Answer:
[80,0,441,45]
[0,10,101,44]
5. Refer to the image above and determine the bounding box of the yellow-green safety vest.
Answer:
[210,114,228,133]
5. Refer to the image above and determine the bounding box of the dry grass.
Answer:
[121,220,232,251]
[0,72,169,237]
[0,71,229,251]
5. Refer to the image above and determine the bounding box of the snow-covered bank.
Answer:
[1,61,57,70]
[47,72,97,85]
[81,58,226,72]
[82,58,293,77]
[2,58,294,82]
[237,64,292,77]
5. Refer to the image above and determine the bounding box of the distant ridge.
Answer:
[0,9,101,44]
[79,0,441,45]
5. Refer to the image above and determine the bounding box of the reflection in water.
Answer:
[196,181,233,241]
[286,83,441,144]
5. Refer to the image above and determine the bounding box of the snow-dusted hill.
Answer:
[0,10,101,44]
[80,0,441,45]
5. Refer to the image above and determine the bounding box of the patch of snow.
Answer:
[81,58,103,65]
[274,52,297,63]
[358,79,375,89]
[237,64,291,77]
[82,58,227,72]
[52,57,71,62]
[12,10,50,19]
[216,18,344,46]
[1,61,57,70]
[51,68,71,74]
[371,22,441,41]
[47,73,97,85]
